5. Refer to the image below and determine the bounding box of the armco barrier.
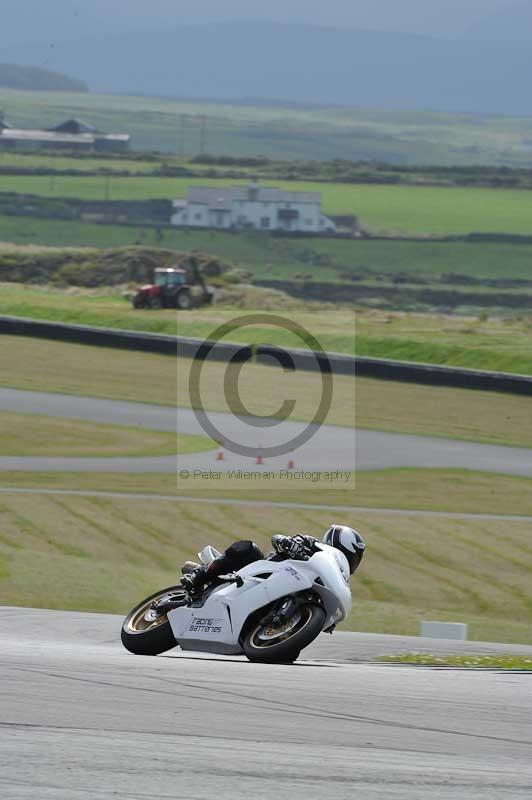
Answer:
[258,345,532,395]
[353,354,532,396]
[0,315,177,355]
[1,315,531,396]
[257,344,351,376]
[0,316,252,363]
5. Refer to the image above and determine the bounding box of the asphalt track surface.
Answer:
[1,388,532,476]
[1,608,531,800]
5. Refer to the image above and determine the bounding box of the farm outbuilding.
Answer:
[0,117,130,152]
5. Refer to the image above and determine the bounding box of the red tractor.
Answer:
[132,263,214,310]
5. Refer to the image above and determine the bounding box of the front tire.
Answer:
[242,602,326,663]
[133,295,147,309]
[121,586,185,655]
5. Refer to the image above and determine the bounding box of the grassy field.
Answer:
[379,654,532,668]
[4,174,532,235]
[3,467,532,516]
[0,412,214,457]
[175,356,532,448]
[1,283,531,375]
[2,217,532,315]
[5,216,532,282]
[0,151,251,177]
[173,464,532,508]
[181,308,532,377]
[0,485,530,643]
[1,336,532,447]
[0,152,161,175]
[5,87,532,166]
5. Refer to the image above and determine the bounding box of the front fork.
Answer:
[260,591,322,627]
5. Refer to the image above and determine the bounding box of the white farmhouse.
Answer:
[171,182,336,233]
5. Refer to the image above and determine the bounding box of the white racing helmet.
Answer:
[322,525,366,574]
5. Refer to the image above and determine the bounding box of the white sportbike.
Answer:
[121,541,352,663]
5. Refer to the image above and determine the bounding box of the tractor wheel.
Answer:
[176,290,193,310]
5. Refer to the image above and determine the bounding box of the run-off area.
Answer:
[1,608,531,800]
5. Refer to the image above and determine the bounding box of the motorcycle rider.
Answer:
[180,525,366,596]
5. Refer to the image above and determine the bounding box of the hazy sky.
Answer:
[174,0,517,36]
[2,0,522,44]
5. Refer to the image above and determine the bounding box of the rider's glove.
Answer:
[180,565,209,595]
[272,534,315,560]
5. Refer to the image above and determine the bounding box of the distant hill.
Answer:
[5,19,532,114]
[4,22,446,105]
[0,63,88,93]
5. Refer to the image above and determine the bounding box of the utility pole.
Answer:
[179,114,186,161]
[49,125,56,192]
[199,115,206,155]
[0,109,5,169]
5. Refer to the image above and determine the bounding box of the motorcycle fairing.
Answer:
[167,545,352,655]
[168,558,313,653]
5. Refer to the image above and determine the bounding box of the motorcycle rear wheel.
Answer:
[242,602,325,663]
[121,586,185,655]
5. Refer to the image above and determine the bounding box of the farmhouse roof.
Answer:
[186,185,321,207]
[49,118,98,134]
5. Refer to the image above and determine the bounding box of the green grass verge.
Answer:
[5,174,532,235]
[0,484,530,643]
[379,654,532,669]
[0,152,161,174]
[1,282,532,375]
[1,468,532,516]
[0,412,214,457]
[175,468,532,515]
[182,310,532,377]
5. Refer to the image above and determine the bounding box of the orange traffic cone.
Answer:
[287,459,295,469]
[216,450,225,461]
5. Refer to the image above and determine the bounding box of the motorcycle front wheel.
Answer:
[242,602,326,663]
[121,586,185,655]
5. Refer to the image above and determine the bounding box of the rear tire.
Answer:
[242,602,325,664]
[176,290,193,310]
[121,586,185,656]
